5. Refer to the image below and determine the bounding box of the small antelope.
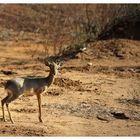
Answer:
[1,61,61,123]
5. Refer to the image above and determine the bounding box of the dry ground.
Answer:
[0,39,140,136]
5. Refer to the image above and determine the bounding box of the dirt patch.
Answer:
[117,98,140,107]
[47,87,65,96]
[44,101,140,121]
[0,124,48,136]
[63,65,140,78]
[54,77,83,89]
[12,108,37,113]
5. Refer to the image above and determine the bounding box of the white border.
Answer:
[0,1,139,139]
[0,0,140,3]
[1,137,140,139]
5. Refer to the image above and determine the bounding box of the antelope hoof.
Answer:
[39,118,43,123]
[11,120,14,124]
[10,119,14,124]
[2,118,6,122]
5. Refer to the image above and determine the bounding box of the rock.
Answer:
[80,47,86,52]
[1,70,16,75]
[111,112,129,120]
[87,62,93,66]
[97,114,112,121]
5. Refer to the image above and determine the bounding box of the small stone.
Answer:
[87,62,93,66]
[95,88,98,91]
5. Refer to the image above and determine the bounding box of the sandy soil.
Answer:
[0,39,140,136]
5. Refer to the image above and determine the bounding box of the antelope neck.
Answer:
[46,71,55,87]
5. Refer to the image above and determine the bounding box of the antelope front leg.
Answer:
[1,100,6,122]
[1,96,9,122]
[6,103,14,124]
[36,93,43,123]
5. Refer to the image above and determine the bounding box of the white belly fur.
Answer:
[23,86,48,96]
[23,88,36,96]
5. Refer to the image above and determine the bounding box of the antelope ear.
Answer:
[45,60,51,66]
[57,61,63,68]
